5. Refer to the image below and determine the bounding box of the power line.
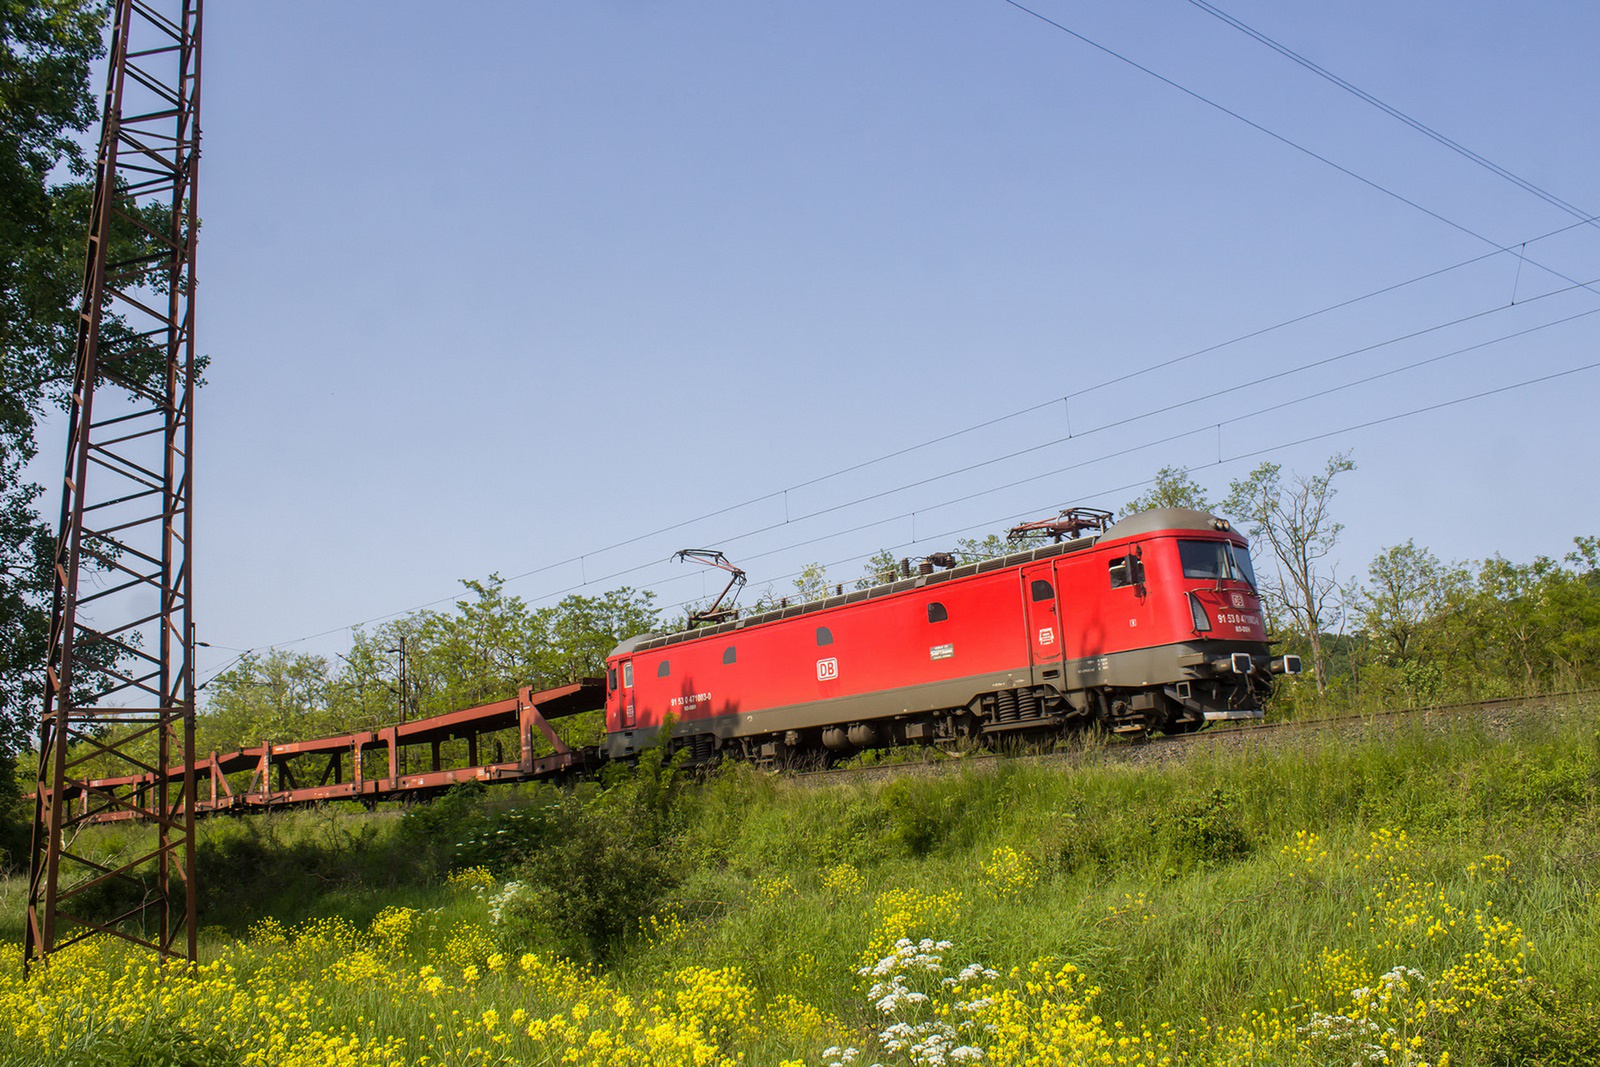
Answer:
[205,212,1596,672]
[532,272,1600,565]
[652,357,1600,620]
[994,0,1600,301]
[541,305,1600,614]
[1182,0,1596,224]
[223,299,1597,666]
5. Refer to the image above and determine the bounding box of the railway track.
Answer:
[53,686,1596,823]
[787,687,1600,789]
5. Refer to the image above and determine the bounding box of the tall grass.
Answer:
[2,698,1595,1065]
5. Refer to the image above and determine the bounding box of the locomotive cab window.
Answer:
[606,666,617,691]
[927,602,948,623]
[722,646,737,665]
[1108,554,1145,589]
[1030,579,1054,602]
[816,626,833,646]
[622,662,633,688]
[1179,539,1256,588]
[657,660,671,678]
[1232,545,1258,588]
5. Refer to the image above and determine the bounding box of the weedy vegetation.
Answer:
[0,698,1596,1066]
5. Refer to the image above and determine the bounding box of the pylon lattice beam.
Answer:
[25,0,203,970]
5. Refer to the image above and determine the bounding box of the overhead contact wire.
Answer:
[995,0,1600,300]
[232,286,1598,662]
[1183,0,1597,224]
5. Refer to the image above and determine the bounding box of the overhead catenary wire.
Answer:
[994,0,1600,302]
[648,357,1600,621]
[225,299,1599,669]
[789,212,1598,494]
[199,214,1600,673]
[658,272,1600,550]
[640,313,1600,605]
[1182,0,1597,225]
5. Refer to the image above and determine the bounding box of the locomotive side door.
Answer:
[1021,562,1064,680]
[619,658,636,729]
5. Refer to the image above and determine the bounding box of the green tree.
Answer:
[953,534,1010,564]
[954,531,1046,563]
[1549,537,1600,682]
[395,577,547,719]
[792,561,831,603]
[1474,554,1565,692]
[856,549,900,590]
[1223,453,1355,694]
[0,1,106,751]
[1124,466,1212,516]
[198,650,335,752]
[546,587,659,680]
[1352,540,1470,659]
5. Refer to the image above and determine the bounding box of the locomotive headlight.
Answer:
[1188,593,1212,634]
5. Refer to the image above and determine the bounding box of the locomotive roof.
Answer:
[1099,507,1240,542]
[614,507,1243,657]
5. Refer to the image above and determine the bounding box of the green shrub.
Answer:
[1164,787,1253,870]
[397,779,491,875]
[880,777,950,857]
[1468,979,1600,1067]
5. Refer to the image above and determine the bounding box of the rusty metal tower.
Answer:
[25,0,204,968]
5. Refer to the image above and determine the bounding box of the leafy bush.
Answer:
[482,730,692,961]
[880,778,950,857]
[1468,979,1600,1067]
[1165,787,1252,870]
[452,786,570,874]
[396,779,491,875]
[487,879,556,951]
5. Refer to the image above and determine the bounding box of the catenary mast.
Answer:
[25,0,204,969]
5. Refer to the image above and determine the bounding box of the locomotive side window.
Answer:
[1030,579,1054,602]
[927,602,948,623]
[657,660,671,678]
[816,627,833,646]
[722,646,737,665]
[622,662,633,688]
[1108,554,1145,589]
[607,666,617,691]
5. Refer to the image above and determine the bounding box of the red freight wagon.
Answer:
[604,508,1299,763]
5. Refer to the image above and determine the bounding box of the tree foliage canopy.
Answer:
[1123,466,1212,516]
[0,0,104,752]
[1224,452,1355,692]
[198,580,659,753]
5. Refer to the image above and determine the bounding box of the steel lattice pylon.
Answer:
[25,0,203,969]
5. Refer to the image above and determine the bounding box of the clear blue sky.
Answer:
[36,0,1599,684]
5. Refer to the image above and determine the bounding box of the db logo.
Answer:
[1231,593,1245,608]
[1038,627,1055,646]
[816,657,839,681]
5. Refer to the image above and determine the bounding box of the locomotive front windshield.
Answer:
[1178,539,1257,589]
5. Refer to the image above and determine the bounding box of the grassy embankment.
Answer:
[0,699,1596,1066]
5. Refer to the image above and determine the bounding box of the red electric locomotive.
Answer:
[603,508,1299,762]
